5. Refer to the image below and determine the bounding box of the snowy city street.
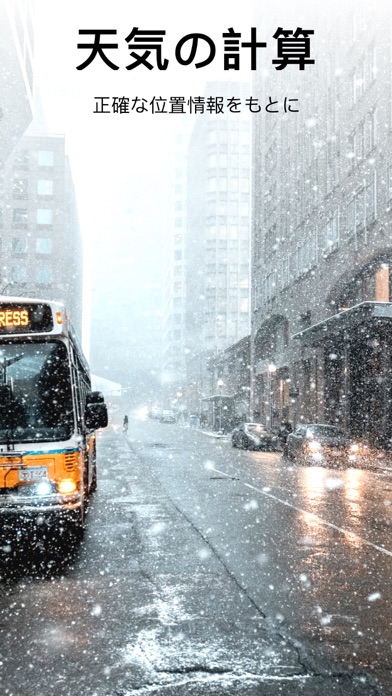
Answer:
[0,418,392,694]
[2,4,392,692]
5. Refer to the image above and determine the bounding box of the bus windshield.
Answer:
[0,340,74,444]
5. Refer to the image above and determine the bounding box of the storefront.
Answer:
[293,301,392,446]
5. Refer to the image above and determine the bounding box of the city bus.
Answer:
[0,297,107,538]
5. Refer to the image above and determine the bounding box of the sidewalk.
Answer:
[186,424,230,439]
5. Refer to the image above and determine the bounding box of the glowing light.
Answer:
[58,479,77,494]
[307,440,321,451]
[36,480,52,495]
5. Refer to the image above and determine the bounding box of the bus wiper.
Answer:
[0,354,25,451]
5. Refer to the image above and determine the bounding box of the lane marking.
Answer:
[209,466,392,559]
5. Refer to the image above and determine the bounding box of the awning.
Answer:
[201,394,234,402]
[292,301,392,347]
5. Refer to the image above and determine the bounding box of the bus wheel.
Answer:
[71,507,85,543]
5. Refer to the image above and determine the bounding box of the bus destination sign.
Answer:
[0,304,54,334]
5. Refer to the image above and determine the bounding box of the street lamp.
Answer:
[267,364,277,427]
[217,378,224,432]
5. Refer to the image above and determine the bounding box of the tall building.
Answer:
[161,127,190,406]
[0,0,34,164]
[0,130,83,335]
[251,1,392,444]
[185,81,252,412]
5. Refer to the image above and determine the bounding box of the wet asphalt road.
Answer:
[0,418,392,694]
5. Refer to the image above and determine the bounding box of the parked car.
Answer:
[231,423,279,451]
[160,409,176,423]
[286,423,365,464]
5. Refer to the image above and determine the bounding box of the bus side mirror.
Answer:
[86,391,105,405]
[85,402,108,430]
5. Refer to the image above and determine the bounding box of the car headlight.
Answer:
[307,440,322,452]
[349,443,360,452]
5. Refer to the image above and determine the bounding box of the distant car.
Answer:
[160,409,176,423]
[231,423,279,451]
[286,424,365,464]
[149,407,162,419]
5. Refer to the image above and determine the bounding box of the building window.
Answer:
[346,198,356,237]
[37,180,53,196]
[38,151,54,167]
[37,208,53,225]
[11,266,27,284]
[321,210,339,256]
[13,178,28,199]
[36,238,53,254]
[13,208,28,227]
[355,187,365,231]
[12,237,27,254]
[241,177,249,193]
[366,109,377,152]
[219,177,227,192]
[365,175,376,223]
[240,202,249,216]
[240,130,250,145]
[365,44,377,85]
[13,150,29,169]
[36,265,52,285]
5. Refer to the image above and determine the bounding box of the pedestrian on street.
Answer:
[123,414,129,433]
[279,420,293,456]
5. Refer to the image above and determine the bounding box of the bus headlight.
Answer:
[58,479,77,495]
[35,480,55,496]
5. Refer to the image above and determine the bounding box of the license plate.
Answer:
[18,466,48,482]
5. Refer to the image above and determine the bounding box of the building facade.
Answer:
[203,335,251,432]
[251,1,392,445]
[161,127,189,407]
[0,0,34,164]
[185,81,252,414]
[0,132,83,335]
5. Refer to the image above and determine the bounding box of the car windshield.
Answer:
[0,340,74,443]
[306,426,347,438]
